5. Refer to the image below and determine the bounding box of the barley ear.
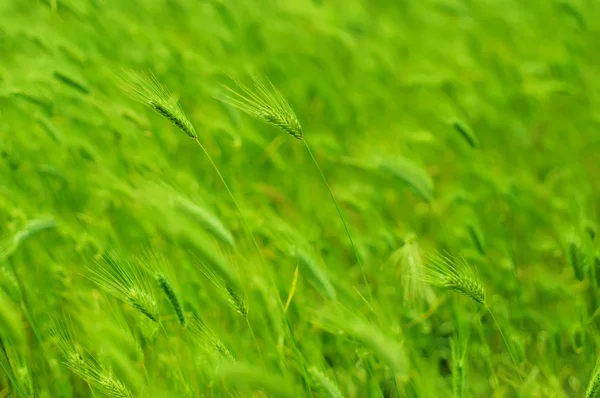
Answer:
[226,285,248,318]
[87,253,159,322]
[199,262,247,317]
[422,252,486,305]
[119,70,197,139]
[216,76,302,139]
[49,320,135,398]
[189,316,234,361]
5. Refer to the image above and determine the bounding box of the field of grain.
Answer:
[1,1,599,397]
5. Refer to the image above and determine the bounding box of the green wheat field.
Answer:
[1,0,599,397]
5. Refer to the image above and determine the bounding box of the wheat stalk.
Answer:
[422,252,523,384]
[216,76,372,304]
[450,336,466,398]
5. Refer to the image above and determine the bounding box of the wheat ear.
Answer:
[155,273,185,326]
[119,70,196,138]
[141,252,186,326]
[87,253,159,322]
[49,320,135,398]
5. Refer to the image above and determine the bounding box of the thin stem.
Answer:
[0,360,24,397]
[406,293,448,328]
[194,137,305,368]
[245,316,264,362]
[485,305,523,384]
[194,138,267,268]
[302,140,373,305]
[194,138,283,302]
[476,313,498,389]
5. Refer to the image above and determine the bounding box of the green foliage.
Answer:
[0,0,599,396]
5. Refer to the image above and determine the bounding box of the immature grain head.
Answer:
[155,273,186,326]
[216,76,303,140]
[119,70,197,139]
[388,234,435,307]
[226,285,248,318]
[199,261,247,318]
[422,252,486,305]
[49,319,135,398]
[87,253,159,322]
[141,251,186,326]
[189,316,234,361]
[0,217,56,261]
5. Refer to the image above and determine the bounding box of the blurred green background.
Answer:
[1,0,599,397]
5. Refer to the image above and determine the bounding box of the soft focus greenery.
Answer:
[1,0,599,397]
